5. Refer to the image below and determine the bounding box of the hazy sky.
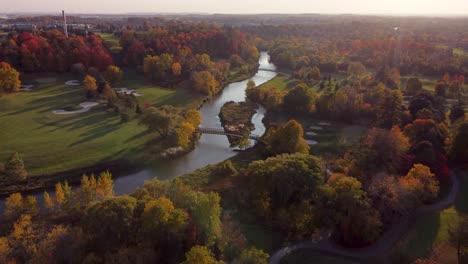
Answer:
[2,0,468,15]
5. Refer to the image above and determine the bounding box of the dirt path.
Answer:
[269,171,460,264]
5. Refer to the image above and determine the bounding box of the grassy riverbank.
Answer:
[0,72,201,178]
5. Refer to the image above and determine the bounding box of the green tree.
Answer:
[448,216,468,264]
[316,176,382,246]
[185,192,222,246]
[283,83,316,114]
[182,245,222,264]
[264,119,310,155]
[84,196,137,250]
[449,122,468,165]
[246,153,323,230]
[4,152,28,181]
[347,61,366,78]
[406,77,423,95]
[139,106,180,138]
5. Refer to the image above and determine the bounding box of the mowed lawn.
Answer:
[391,170,468,263]
[0,73,201,176]
[281,249,360,264]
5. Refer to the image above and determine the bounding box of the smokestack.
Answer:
[62,10,68,38]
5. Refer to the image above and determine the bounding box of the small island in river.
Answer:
[219,101,257,146]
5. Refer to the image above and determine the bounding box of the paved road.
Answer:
[269,171,460,264]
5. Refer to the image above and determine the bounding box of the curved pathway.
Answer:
[269,171,460,264]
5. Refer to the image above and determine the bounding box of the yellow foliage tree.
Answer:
[83,75,98,98]
[4,193,23,220]
[172,62,182,76]
[0,62,21,94]
[104,65,123,85]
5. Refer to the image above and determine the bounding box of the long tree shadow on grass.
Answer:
[68,121,121,147]
[454,171,468,213]
[391,212,441,264]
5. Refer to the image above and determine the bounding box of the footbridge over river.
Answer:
[195,127,262,141]
[258,68,290,77]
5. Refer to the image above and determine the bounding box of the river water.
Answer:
[0,52,277,209]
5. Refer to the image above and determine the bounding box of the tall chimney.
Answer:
[62,10,68,38]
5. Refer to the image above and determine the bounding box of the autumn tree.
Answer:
[0,62,20,94]
[182,245,222,264]
[4,193,24,220]
[4,152,28,181]
[104,65,123,86]
[234,247,269,264]
[185,109,202,128]
[24,196,39,216]
[43,191,54,212]
[401,164,439,204]
[173,121,196,149]
[141,197,188,234]
[83,75,98,98]
[264,119,310,155]
[192,71,219,95]
[55,181,72,208]
[8,214,37,263]
[172,62,182,76]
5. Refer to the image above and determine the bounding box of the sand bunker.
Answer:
[306,132,318,136]
[52,102,99,115]
[35,77,57,84]
[306,140,318,145]
[65,80,80,86]
[114,87,142,97]
[318,122,331,126]
[20,85,34,91]
[309,126,323,130]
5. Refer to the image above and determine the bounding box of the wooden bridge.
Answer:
[258,68,291,77]
[195,127,261,141]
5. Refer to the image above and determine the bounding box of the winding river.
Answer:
[0,52,277,208]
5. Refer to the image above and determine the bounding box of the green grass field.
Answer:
[281,249,360,264]
[0,72,201,176]
[96,32,122,53]
[258,75,293,91]
[391,170,468,263]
